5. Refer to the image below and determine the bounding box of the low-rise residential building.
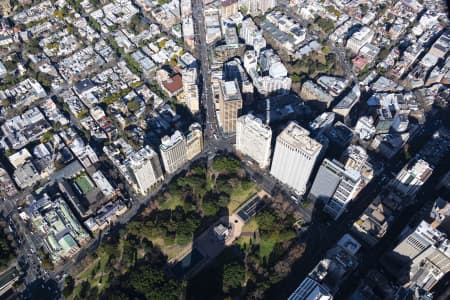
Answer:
[1,107,51,150]
[162,74,183,97]
[0,78,46,108]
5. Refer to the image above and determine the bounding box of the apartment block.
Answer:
[236,114,272,169]
[160,130,188,174]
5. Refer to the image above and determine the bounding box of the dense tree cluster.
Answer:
[66,157,258,299]
[124,54,143,76]
[290,52,339,77]
[0,223,16,271]
[186,203,300,299]
[315,16,335,34]
[102,264,181,300]
[127,207,201,246]
[212,156,240,173]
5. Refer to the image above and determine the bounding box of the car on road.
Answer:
[291,195,300,204]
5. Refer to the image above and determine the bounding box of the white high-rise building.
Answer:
[160,131,188,174]
[126,146,164,195]
[182,68,200,113]
[240,18,266,55]
[270,122,322,195]
[243,49,291,95]
[236,114,272,169]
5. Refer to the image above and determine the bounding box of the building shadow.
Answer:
[19,278,61,300]
[379,251,412,285]
[174,205,230,300]
[262,198,335,300]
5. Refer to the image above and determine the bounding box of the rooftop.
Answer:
[160,130,185,150]
[221,80,242,101]
[238,114,272,139]
[278,122,322,156]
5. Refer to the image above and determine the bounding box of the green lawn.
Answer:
[158,195,184,210]
[69,247,113,299]
[74,175,95,194]
[258,231,296,259]
[236,219,258,247]
[242,218,258,232]
[259,236,277,258]
[228,184,257,213]
[158,194,195,212]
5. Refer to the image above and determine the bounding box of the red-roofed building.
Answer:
[352,56,369,71]
[162,74,183,96]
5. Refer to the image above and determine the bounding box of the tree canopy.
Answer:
[212,157,240,173]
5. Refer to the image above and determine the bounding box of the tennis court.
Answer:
[236,195,265,223]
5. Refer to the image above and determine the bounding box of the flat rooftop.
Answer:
[278,122,322,156]
[221,80,241,101]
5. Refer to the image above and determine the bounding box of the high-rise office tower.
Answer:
[186,123,203,160]
[218,80,243,134]
[270,122,322,195]
[309,159,362,220]
[160,131,188,174]
[236,114,272,168]
[182,68,200,113]
[126,146,164,195]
